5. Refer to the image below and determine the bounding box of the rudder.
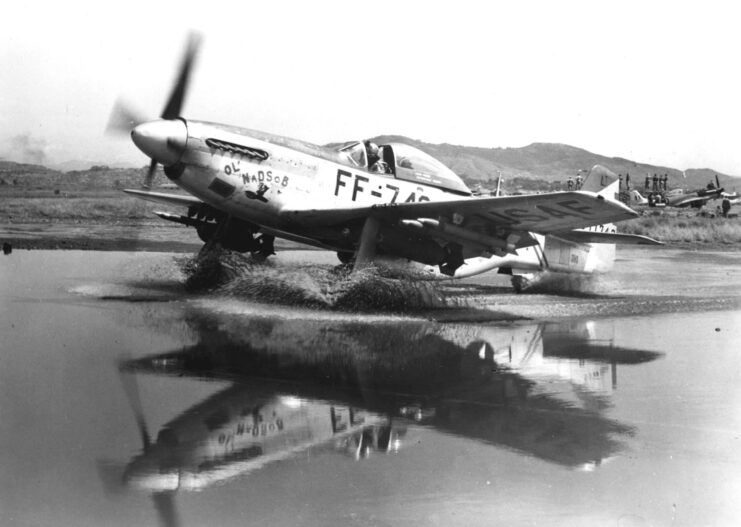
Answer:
[579,165,620,198]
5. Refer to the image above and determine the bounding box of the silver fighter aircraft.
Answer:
[109,35,660,290]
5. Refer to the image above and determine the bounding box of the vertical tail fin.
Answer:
[629,189,648,205]
[580,165,620,198]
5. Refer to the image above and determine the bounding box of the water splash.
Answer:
[177,251,451,312]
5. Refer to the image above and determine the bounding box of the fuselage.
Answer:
[169,120,467,241]
[134,118,617,279]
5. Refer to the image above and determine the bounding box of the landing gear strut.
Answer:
[193,215,275,259]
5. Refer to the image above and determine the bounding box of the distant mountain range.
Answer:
[369,136,738,192]
[2,138,738,193]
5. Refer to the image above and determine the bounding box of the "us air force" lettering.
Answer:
[334,169,430,203]
[485,200,596,224]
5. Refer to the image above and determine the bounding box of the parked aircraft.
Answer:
[109,35,659,291]
[628,189,649,206]
[631,175,726,209]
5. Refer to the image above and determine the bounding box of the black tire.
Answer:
[337,251,355,265]
[511,275,529,293]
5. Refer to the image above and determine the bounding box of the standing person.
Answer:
[626,173,631,190]
[567,177,574,190]
[652,173,658,191]
[575,175,582,189]
[618,175,623,191]
[645,174,650,190]
[722,198,731,217]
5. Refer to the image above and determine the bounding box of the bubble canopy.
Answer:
[337,141,471,195]
[389,143,470,195]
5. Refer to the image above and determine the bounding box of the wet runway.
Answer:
[1,248,740,526]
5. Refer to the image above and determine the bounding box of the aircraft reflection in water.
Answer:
[122,390,396,493]
[108,313,662,522]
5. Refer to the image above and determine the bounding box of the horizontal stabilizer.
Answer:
[553,230,663,245]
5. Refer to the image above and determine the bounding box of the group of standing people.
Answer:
[645,173,669,192]
[619,173,631,191]
[566,175,583,190]
[565,171,672,193]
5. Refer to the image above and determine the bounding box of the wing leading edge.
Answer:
[123,188,203,207]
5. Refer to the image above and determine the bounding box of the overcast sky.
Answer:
[2,0,740,175]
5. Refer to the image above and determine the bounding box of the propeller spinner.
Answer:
[108,33,201,188]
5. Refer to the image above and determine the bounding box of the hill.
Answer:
[1,139,738,194]
[369,136,738,193]
[0,163,152,191]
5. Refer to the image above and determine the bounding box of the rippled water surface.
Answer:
[1,248,740,526]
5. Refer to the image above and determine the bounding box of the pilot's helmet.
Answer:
[366,142,379,156]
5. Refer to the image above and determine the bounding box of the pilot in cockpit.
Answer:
[364,141,379,165]
[365,140,391,174]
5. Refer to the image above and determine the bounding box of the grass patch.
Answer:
[3,191,741,249]
[621,212,741,245]
[0,195,158,222]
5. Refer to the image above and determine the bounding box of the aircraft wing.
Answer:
[123,188,203,207]
[671,195,715,208]
[282,191,638,234]
[552,231,663,245]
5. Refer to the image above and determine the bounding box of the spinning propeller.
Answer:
[120,362,181,527]
[97,361,181,527]
[107,33,201,188]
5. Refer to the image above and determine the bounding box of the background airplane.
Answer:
[631,174,726,208]
[108,35,659,291]
[628,189,649,206]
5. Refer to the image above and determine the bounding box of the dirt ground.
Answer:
[0,220,311,253]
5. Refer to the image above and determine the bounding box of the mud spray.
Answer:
[177,250,453,312]
[516,271,607,297]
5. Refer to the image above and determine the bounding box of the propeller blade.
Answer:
[161,33,201,120]
[716,174,721,190]
[143,159,158,189]
[119,365,152,450]
[107,99,147,135]
[153,491,181,527]
[96,459,128,496]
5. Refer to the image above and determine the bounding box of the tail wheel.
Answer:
[511,275,530,293]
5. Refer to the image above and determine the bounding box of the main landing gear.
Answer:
[190,214,272,257]
[345,216,466,276]
[188,218,276,290]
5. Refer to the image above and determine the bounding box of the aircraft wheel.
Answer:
[511,275,530,293]
[337,251,355,265]
[251,234,275,258]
